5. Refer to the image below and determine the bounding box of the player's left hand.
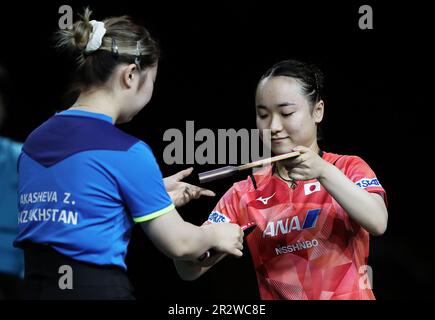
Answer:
[164,168,216,207]
[281,146,328,181]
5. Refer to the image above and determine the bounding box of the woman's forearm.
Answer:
[318,162,388,236]
[142,210,243,261]
[174,259,204,281]
[174,252,227,281]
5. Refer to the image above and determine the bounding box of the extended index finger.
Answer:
[187,184,216,197]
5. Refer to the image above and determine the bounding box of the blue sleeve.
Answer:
[116,141,174,223]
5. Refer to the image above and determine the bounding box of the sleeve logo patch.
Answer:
[355,178,381,189]
[207,211,230,223]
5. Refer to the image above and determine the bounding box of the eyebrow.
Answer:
[277,102,296,107]
[256,102,297,109]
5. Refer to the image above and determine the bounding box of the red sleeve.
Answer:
[203,186,241,226]
[341,156,388,206]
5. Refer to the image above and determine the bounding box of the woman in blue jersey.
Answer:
[14,8,243,300]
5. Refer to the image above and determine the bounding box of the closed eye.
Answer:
[282,112,294,117]
[257,114,269,119]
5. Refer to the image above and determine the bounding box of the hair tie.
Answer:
[84,20,106,53]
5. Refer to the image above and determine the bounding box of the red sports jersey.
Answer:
[204,152,387,300]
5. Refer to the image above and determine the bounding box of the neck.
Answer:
[309,139,320,155]
[70,90,120,124]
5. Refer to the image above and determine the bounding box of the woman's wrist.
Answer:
[200,223,217,249]
[317,161,336,182]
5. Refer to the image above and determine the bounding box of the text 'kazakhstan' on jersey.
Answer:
[205,152,387,300]
[14,110,174,270]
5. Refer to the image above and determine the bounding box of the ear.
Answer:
[312,100,324,124]
[122,64,138,89]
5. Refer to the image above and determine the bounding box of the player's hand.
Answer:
[280,146,328,181]
[203,223,244,257]
[164,168,216,207]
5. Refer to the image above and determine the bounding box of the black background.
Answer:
[0,0,433,300]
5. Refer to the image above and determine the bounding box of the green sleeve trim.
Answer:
[133,203,175,223]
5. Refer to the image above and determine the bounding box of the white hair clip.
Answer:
[84,20,106,53]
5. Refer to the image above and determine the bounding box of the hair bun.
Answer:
[54,7,160,94]
[56,7,94,53]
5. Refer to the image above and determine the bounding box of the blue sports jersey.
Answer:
[14,110,174,270]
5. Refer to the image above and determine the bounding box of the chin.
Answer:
[272,145,295,155]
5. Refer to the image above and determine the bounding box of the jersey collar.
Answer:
[55,109,113,124]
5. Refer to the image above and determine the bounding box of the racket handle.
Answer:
[198,166,238,184]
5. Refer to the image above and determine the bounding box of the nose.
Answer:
[270,113,283,135]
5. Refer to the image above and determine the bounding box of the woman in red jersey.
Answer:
[174,59,388,300]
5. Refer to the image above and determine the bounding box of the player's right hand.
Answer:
[204,223,244,257]
[164,168,216,207]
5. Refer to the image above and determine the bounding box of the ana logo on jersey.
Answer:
[263,208,321,238]
[256,193,276,205]
[207,211,230,223]
[304,182,321,195]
